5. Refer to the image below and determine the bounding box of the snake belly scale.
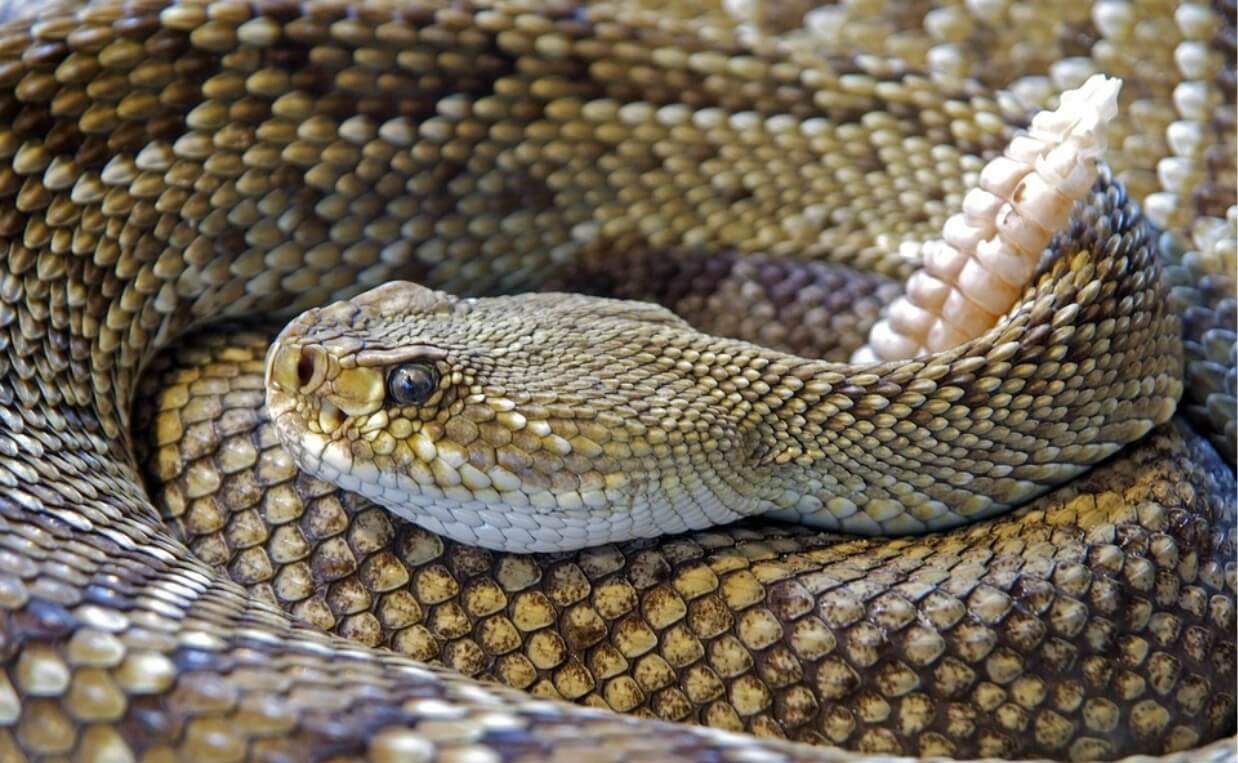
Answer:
[0,1,1233,763]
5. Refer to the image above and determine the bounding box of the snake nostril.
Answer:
[297,351,315,387]
[269,344,325,394]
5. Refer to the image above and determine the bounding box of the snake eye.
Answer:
[387,363,440,406]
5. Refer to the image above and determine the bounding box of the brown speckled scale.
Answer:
[564,249,903,362]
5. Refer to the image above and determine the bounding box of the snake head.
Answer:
[265,281,759,553]
[266,283,461,511]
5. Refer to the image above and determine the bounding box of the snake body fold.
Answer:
[0,1,1233,762]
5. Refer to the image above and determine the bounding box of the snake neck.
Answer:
[720,176,1185,533]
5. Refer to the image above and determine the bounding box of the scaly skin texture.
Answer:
[0,1,1232,762]
[137,317,1238,761]
[563,251,903,362]
[263,174,1182,552]
[1163,215,1238,463]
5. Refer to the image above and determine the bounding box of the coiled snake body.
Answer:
[0,1,1234,762]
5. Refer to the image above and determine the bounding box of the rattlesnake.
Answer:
[0,1,1234,762]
